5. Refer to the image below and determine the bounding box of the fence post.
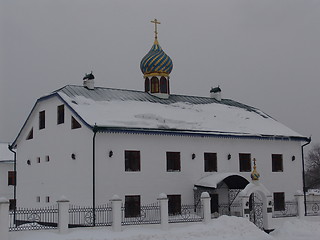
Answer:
[295,193,305,218]
[158,193,169,230]
[111,195,122,232]
[201,192,211,223]
[57,196,70,234]
[0,197,9,240]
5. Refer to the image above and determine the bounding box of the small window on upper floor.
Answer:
[39,111,45,130]
[57,105,65,124]
[36,196,40,203]
[45,155,50,162]
[46,196,50,203]
[239,153,251,172]
[71,116,82,129]
[37,157,40,163]
[26,128,33,140]
[204,152,217,172]
[125,150,141,172]
[272,154,283,172]
[167,152,181,172]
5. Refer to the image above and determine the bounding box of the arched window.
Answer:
[151,77,159,93]
[160,77,167,93]
[145,77,150,92]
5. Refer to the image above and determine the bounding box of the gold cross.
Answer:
[151,18,161,39]
[253,158,257,166]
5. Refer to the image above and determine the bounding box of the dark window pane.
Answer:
[9,199,16,210]
[57,105,65,124]
[272,154,283,172]
[151,77,159,93]
[8,171,16,186]
[26,128,33,140]
[274,192,285,211]
[204,152,217,172]
[168,194,181,215]
[160,77,167,93]
[71,116,82,129]
[39,111,45,130]
[145,77,150,92]
[125,195,141,218]
[239,153,251,172]
[167,152,180,172]
[125,150,141,171]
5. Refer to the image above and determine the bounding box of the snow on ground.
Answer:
[9,216,320,240]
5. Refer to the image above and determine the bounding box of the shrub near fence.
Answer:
[9,205,59,231]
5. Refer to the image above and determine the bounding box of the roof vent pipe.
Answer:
[83,72,95,90]
[210,86,221,101]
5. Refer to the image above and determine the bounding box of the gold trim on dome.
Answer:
[144,72,169,77]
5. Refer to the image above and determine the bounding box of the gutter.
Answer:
[301,137,312,216]
[92,124,98,227]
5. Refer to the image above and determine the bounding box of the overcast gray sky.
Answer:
[1,0,319,147]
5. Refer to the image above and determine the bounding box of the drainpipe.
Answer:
[301,137,311,216]
[8,144,17,222]
[92,124,98,226]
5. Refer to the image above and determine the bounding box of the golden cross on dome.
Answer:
[151,18,161,39]
[253,158,257,167]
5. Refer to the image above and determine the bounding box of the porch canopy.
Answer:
[195,173,249,189]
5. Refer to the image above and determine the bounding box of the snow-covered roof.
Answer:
[53,85,305,140]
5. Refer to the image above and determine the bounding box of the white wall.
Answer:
[15,96,93,207]
[95,132,303,205]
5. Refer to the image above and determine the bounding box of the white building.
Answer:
[0,143,14,208]
[11,24,310,229]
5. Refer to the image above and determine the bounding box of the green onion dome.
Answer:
[140,39,173,77]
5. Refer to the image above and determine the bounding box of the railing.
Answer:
[9,205,59,231]
[122,202,161,225]
[306,201,320,216]
[273,201,298,218]
[218,202,243,217]
[168,204,203,223]
[69,204,112,228]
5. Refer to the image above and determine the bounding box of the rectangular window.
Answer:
[57,105,65,124]
[272,154,283,172]
[26,128,33,140]
[37,157,40,163]
[125,195,141,218]
[45,155,50,162]
[204,152,217,172]
[239,153,251,172]
[9,199,16,210]
[39,110,45,130]
[46,196,50,203]
[36,196,40,203]
[274,192,285,211]
[8,171,16,186]
[166,152,181,172]
[71,116,82,129]
[125,150,141,171]
[168,194,181,215]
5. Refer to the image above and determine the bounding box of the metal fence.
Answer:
[122,202,161,225]
[218,202,243,217]
[69,204,112,228]
[168,204,203,223]
[9,205,59,231]
[306,201,320,216]
[272,201,298,218]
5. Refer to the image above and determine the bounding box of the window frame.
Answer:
[8,171,16,186]
[71,116,82,129]
[239,153,251,172]
[167,194,181,216]
[166,152,181,172]
[273,192,285,211]
[124,195,141,218]
[39,110,45,130]
[272,154,283,172]
[204,152,217,172]
[57,104,65,125]
[125,150,141,172]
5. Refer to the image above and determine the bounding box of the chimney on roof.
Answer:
[83,71,95,90]
[210,86,221,101]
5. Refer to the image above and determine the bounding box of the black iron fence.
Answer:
[168,204,203,223]
[69,204,112,228]
[218,202,243,217]
[9,205,58,231]
[272,201,298,218]
[122,202,161,225]
[306,201,320,216]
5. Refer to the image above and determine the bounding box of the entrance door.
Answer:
[210,194,219,214]
[249,193,263,229]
